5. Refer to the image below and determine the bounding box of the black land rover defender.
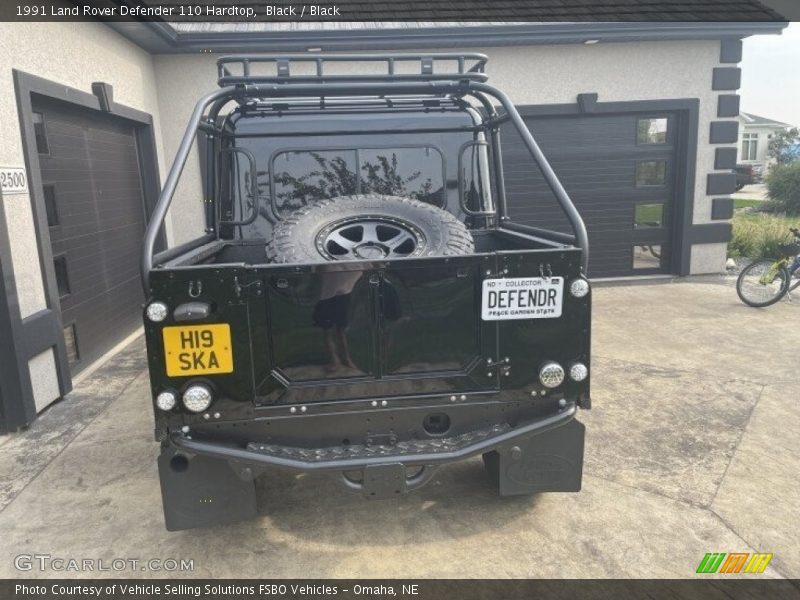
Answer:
[141,54,592,531]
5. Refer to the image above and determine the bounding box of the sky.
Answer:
[740,21,800,127]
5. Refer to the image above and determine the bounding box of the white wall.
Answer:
[154,39,728,270]
[737,122,785,166]
[0,21,165,410]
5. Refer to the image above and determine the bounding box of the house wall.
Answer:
[737,122,783,166]
[154,39,732,272]
[0,21,165,411]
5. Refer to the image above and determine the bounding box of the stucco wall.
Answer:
[154,39,728,269]
[0,21,165,410]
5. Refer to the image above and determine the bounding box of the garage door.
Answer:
[32,96,146,374]
[502,111,680,278]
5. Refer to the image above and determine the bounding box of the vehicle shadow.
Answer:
[253,457,541,546]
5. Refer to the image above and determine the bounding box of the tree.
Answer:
[765,160,800,216]
[767,127,800,166]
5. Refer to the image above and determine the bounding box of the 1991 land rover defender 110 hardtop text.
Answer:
[142,54,592,531]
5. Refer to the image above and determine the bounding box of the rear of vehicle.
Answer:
[141,54,592,531]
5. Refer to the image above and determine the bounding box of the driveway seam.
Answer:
[708,383,767,508]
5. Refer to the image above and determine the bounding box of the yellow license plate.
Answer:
[162,324,234,377]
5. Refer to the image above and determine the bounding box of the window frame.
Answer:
[741,132,759,161]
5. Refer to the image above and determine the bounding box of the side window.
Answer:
[458,141,494,215]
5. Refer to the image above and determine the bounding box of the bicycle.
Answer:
[736,228,800,308]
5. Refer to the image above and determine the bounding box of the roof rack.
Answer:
[217,53,489,87]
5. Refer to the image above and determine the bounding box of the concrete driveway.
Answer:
[732,183,768,201]
[0,281,797,579]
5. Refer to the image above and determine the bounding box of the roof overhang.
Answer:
[108,21,789,55]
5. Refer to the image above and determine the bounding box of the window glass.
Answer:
[637,118,668,144]
[271,147,444,218]
[33,111,49,155]
[459,141,494,214]
[359,147,444,206]
[741,133,758,161]
[633,245,662,270]
[636,160,667,186]
[53,254,70,298]
[634,203,664,228]
[272,150,358,217]
[43,184,59,227]
[64,324,79,366]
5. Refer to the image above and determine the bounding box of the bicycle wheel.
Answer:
[736,260,790,307]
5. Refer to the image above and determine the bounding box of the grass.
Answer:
[728,212,800,259]
[733,198,763,210]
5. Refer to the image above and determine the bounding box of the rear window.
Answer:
[270,146,444,218]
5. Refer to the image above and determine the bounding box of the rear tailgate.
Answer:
[257,254,498,405]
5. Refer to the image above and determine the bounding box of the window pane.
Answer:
[633,245,662,270]
[272,150,358,217]
[33,111,49,155]
[636,161,667,186]
[637,118,668,144]
[360,147,444,206]
[53,254,70,298]
[43,184,59,226]
[64,323,80,366]
[459,142,494,213]
[634,203,664,228]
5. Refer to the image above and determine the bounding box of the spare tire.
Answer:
[267,194,474,264]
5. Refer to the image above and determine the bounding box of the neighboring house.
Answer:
[0,2,789,429]
[738,111,793,167]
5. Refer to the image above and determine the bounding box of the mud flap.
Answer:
[158,449,257,531]
[485,418,585,496]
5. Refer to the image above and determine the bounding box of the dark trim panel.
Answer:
[712,67,742,91]
[106,21,788,54]
[0,186,38,432]
[688,222,732,244]
[711,198,734,220]
[715,147,738,170]
[10,70,161,425]
[717,94,741,118]
[720,39,743,63]
[707,172,737,195]
[710,121,739,144]
[513,96,699,277]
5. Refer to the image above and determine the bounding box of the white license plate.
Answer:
[481,277,563,321]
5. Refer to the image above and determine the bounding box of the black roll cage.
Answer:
[141,53,589,290]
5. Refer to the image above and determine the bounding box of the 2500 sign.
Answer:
[0,167,28,195]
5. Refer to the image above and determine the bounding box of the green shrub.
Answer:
[765,161,800,216]
[728,213,800,259]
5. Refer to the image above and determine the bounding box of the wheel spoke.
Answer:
[327,231,358,254]
[360,223,380,243]
[386,232,414,252]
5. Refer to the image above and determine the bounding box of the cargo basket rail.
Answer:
[217,53,489,86]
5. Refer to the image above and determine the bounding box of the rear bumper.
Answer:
[158,402,584,530]
[168,401,577,472]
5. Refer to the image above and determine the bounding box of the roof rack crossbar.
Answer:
[216,53,489,86]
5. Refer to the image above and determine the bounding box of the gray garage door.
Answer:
[32,96,146,374]
[502,111,680,278]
